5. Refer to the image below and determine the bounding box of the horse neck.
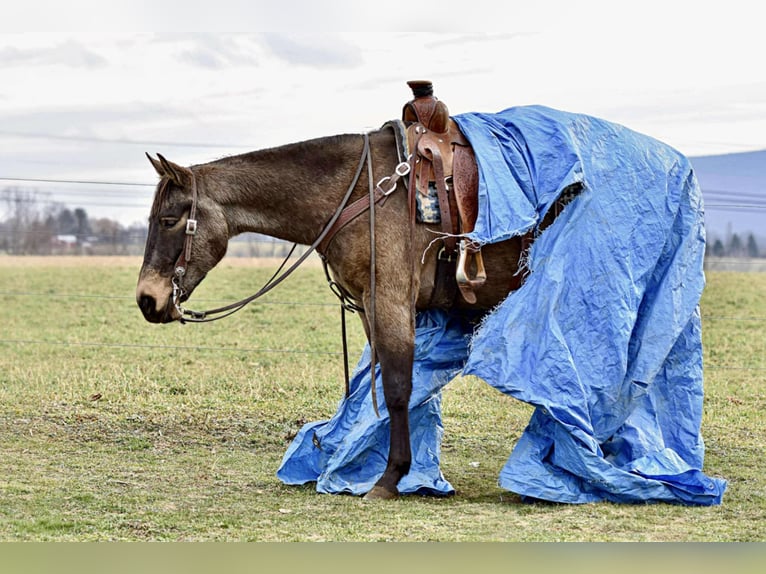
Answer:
[200,133,377,245]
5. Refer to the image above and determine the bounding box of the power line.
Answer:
[1,288,764,318]
[5,198,150,209]
[2,129,761,155]
[1,128,762,154]
[2,338,761,369]
[1,196,149,212]
[690,141,766,151]
[4,187,153,197]
[0,290,336,307]
[0,130,253,150]
[702,189,766,201]
[705,365,766,371]
[702,315,766,321]
[5,232,297,247]
[8,198,760,214]
[0,176,154,187]
[5,290,765,320]
[3,177,763,202]
[7,232,146,239]
[705,198,766,206]
[705,204,766,210]
[0,338,343,356]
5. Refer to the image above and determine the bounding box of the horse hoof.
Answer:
[363,485,399,500]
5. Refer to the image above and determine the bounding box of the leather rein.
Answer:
[170,124,410,413]
[172,131,373,323]
[171,125,410,326]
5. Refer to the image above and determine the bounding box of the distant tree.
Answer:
[0,190,127,254]
[728,233,743,257]
[92,217,125,254]
[712,238,725,257]
[127,222,148,252]
[73,208,91,241]
[746,234,759,258]
[26,219,53,254]
[56,208,77,235]
[1,187,47,254]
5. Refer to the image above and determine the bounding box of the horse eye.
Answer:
[160,217,179,229]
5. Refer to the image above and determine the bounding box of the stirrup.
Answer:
[455,239,486,304]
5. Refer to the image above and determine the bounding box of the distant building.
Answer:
[51,234,78,253]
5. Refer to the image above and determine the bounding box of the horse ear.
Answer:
[146,153,164,177]
[156,153,192,187]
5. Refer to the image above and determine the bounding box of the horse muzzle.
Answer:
[136,271,182,323]
[137,292,180,323]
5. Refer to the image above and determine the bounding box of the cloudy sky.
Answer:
[1,0,764,226]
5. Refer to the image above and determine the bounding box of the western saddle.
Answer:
[318,80,488,306]
[402,80,485,305]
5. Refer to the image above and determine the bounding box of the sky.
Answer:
[1,0,765,227]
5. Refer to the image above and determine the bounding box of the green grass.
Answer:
[0,257,764,541]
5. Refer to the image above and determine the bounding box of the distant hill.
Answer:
[689,149,766,240]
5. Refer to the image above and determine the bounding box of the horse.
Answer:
[135,122,530,500]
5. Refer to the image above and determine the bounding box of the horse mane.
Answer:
[215,134,358,168]
[147,132,369,218]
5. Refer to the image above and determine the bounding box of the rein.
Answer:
[171,132,372,324]
[169,125,412,415]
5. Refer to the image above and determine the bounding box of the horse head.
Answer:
[136,154,229,323]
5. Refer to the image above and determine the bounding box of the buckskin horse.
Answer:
[136,83,549,499]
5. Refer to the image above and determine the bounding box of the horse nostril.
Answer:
[138,293,156,316]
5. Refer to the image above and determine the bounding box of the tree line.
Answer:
[1,185,762,258]
[0,186,296,258]
[707,233,761,258]
[0,187,147,255]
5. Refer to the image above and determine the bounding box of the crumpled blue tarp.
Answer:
[277,105,727,504]
[277,310,473,495]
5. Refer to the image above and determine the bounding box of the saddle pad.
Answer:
[416,182,441,224]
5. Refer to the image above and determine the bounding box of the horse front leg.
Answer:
[364,340,414,500]
[362,304,415,500]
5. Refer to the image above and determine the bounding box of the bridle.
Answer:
[169,122,411,326]
[170,132,372,323]
[166,124,412,413]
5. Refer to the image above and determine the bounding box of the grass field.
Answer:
[0,256,764,541]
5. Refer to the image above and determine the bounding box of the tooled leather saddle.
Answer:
[317,80,489,306]
[402,80,486,305]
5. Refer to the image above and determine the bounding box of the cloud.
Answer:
[424,32,535,49]
[0,102,189,135]
[171,33,363,71]
[174,35,260,69]
[0,39,107,68]
[261,34,362,69]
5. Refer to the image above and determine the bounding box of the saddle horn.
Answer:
[402,80,450,134]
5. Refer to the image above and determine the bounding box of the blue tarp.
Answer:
[277,105,727,504]
[278,310,472,495]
